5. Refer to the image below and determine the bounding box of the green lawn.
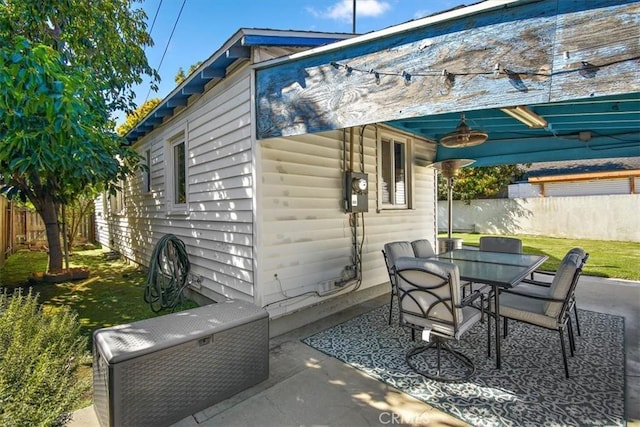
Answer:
[3,236,635,415]
[0,248,198,412]
[0,247,197,345]
[1,235,638,339]
[442,233,640,281]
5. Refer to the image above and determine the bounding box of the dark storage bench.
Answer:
[93,300,269,427]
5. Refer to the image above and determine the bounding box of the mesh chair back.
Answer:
[479,236,522,254]
[394,257,462,338]
[411,239,436,258]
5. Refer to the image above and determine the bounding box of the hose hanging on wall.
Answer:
[144,234,191,313]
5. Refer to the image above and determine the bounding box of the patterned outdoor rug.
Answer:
[302,304,625,426]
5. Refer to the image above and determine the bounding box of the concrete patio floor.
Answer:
[69,275,639,427]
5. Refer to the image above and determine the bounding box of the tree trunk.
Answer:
[61,204,70,271]
[39,195,64,273]
[67,198,93,248]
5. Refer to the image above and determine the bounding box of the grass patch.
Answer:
[443,233,640,281]
[0,248,198,346]
[0,248,199,412]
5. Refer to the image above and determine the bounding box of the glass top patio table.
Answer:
[432,249,548,288]
[430,248,548,369]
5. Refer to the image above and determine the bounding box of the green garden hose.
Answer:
[144,234,191,313]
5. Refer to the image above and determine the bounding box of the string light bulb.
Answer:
[369,69,380,84]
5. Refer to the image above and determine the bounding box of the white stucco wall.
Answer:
[438,195,640,242]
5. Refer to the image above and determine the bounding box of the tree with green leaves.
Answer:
[117,98,162,136]
[118,63,204,136]
[64,191,99,250]
[438,165,527,201]
[174,61,203,84]
[0,0,159,274]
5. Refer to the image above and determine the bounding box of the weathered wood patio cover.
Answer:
[255,0,640,166]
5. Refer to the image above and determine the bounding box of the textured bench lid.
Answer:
[93,300,268,364]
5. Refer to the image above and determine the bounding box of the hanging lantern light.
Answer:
[439,113,488,148]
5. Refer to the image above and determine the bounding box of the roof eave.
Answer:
[125,28,353,144]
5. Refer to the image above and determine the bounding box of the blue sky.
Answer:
[118,0,471,125]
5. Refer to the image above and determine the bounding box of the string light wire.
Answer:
[147,0,163,38]
[328,55,640,86]
[144,0,187,104]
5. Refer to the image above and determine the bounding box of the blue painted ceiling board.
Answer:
[386,93,639,166]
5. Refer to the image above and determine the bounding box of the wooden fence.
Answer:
[1,199,95,267]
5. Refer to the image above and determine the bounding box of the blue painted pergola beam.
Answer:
[166,97,188,108]
[254,0,640,165]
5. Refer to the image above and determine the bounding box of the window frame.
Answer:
[143,148,152,194]
[166,131,188,211]
[108,179,126,216]
[377,132,413,211]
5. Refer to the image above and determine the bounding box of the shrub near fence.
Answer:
[0,288,91,426]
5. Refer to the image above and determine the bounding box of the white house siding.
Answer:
[509,176,639,198]
[508,183,543,198]
[94,196,105,246]
[544,178,632,197]
[256,125,438,317]
[96,46,439,313]
[96,68,256,302]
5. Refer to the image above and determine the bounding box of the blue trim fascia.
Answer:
[126,32,351,144]
[243,34,351,47]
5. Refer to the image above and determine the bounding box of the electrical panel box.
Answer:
[345,172,368,213]
[92,300,269,427]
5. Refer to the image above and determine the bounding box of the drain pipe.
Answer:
[349,127,355,173]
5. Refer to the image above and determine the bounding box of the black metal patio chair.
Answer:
[395,257,482,382]
[411,239,436,258]
[382,241,415,325]
[523,248,589,339]
[492,250,586,378]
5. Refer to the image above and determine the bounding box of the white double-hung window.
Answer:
[167,132,187,210]
[378,133,411,209]
[108,180,125,215]
[143,148,152,194]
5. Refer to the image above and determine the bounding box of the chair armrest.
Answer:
[520,278,552,288]
[530,269,555,280]
[460,289,484,307]
[500,288,565,303]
